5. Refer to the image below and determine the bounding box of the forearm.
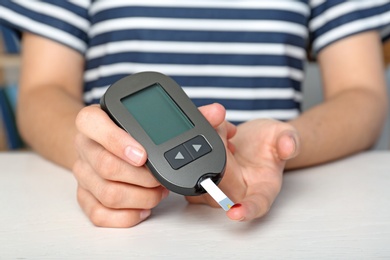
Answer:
[286,87,388,169]
[17,86,83,169]
[16,32,85,169]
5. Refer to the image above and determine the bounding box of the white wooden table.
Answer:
[1,151,389,259]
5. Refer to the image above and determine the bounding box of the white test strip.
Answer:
[200,178,235,211]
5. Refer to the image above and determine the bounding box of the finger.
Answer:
[75,105,147,166]
[199,104,231,151]
[225,168,282,221]
[198,103,226,128]
[73,160,169,209]
[227,140,236,154]
[226,121,237,139]
[74,133,160,188]
[225,121,237,153]
[186,152,246,208]
[276,130,300,161]
[198,104,237,142]
[77,186,152,228]
[226,191,275,221]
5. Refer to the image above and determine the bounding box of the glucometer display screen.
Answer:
[121,83,194,145]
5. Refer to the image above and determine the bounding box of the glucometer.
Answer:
[100,72,234,211]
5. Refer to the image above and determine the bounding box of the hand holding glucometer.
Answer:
[100,72,235,210]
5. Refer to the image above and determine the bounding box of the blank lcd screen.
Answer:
[121,83,194,145]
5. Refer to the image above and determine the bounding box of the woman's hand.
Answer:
[73,105,165,227]
[187,118,300,221]
[72,103,230,227]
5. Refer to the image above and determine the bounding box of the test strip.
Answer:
[200,178,235,211]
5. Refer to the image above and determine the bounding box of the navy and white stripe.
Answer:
[1,0,389,124]
[310,0,390,53]
[0,1,89,52]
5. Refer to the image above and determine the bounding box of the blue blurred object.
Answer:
[0,24,23,149]
[0,87,23,149]
[0,25,20,53]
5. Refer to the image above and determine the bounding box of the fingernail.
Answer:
[229,204,245,221]
[230,203,242,209]
[140,210,151,221]
[287,133,299,158]
[125,146,144,165]
[281,131,299,160]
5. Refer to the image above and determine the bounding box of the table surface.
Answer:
[0,151,389,259]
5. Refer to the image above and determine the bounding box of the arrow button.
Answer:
[184,135,212,160]
[192,144,202,152]
[165,145,193,170]
[175,152,185,160]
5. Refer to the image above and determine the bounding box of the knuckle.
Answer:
[72,160,83,178]
[104,130,116,144]
[89,205,109,227]
[76,186,84,205]
[143,189,163,208]
[90,206,140,228]
[75,106,93,130]
[72,160,88,182]
[101,131,128,160]
[73,132,84,150]
[99,184,123,208]
[94,150,120,179]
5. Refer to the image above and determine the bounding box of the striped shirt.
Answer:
[1,0,389,124]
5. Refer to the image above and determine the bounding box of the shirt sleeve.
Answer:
[309,0,390,55]
[0,0,90,54]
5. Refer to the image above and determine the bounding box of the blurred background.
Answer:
[0,25,21,150]
[1,26,390,151]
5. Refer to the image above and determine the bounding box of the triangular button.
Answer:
[175,152,185,160]
[192,144,202,152]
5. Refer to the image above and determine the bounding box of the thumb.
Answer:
[198,103,226,128]
[276,130,300,161]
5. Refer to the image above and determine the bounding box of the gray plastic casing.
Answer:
[100,72,226,196]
